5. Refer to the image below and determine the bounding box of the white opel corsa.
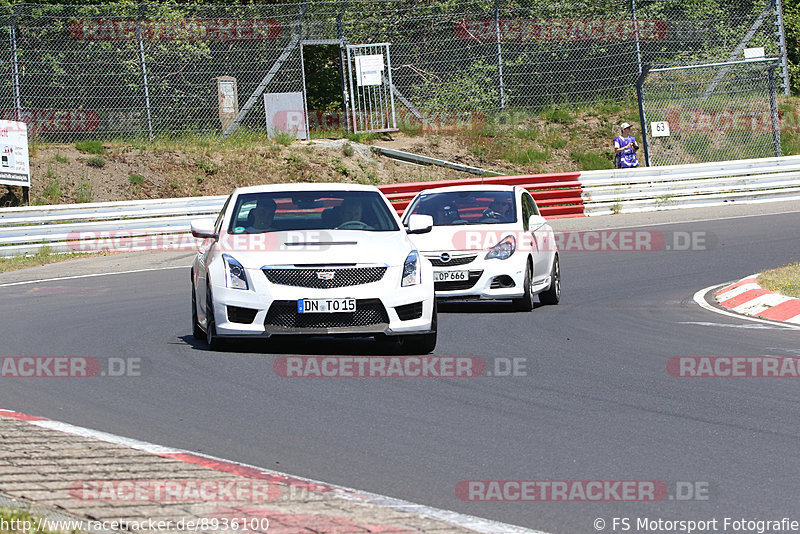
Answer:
[190,184,437,353]
[402,185,560,311]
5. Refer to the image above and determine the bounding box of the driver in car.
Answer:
[484,199,513,221]
[336,199,364,227]
[245,199,277,232]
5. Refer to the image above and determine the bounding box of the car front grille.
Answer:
[227,305,258,324]
[426,254,477,267]
[263,266,387,289]
[435,270,483,291]
[264,299,389,331]
[395,301,423,321]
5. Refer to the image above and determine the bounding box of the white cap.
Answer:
[620,122,632,130]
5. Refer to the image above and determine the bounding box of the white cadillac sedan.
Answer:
[402,185,560,311]
[190,184,437,353]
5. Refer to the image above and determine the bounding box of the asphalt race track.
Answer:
[1,205,799,533]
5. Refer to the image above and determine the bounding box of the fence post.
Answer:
[635,65,651,167]
[769,65,781,157]
[494,0,505,110]
[136,4,154,141]
[631,0,643,75]
[337,0,350,132]
[773,0,791,95]
[10,4,22,123]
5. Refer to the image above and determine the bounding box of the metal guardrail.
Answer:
[580,155,800,215]
[369,146,494,176]
[2,155,800,257]
[0,197,227,257]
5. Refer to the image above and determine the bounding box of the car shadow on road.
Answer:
[437,300,544,314]
[178,334,419,356]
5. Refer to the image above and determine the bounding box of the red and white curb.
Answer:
[714,275,800,324]
[0,408,545,534]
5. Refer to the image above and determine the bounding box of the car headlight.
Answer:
[401,250,421,287]
[485,235,516,260]
[223,254,248,290]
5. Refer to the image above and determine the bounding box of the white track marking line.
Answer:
[692,284,800,331]
[680,321,787,330]
[24,418,546,534]
[0,265,189,288]
[557,206,800,231]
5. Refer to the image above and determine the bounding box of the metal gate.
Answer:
[345,43,398,134]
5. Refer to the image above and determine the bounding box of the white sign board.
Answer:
[744,47,765,59]
[0,120,30,188]
[355,54,384,87]
[219,81,237,114]
[264,92,307,140]
[651,121,671,137]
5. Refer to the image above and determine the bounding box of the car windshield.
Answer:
[405,191,517,226]
[227,191,399,233]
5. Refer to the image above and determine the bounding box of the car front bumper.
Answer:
[424,251,527,300]
[209,265,435,338]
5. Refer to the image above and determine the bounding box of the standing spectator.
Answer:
[614,122,639,168]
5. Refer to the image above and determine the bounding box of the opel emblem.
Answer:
[317,271,335,280]
[440,252,451,263]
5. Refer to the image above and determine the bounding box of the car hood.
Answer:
[408,224,521,253]
[217,230,415,268]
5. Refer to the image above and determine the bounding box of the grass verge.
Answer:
[0,246,107,274]
[757,262,800,298]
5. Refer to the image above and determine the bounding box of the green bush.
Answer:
[41,178,62,204]
[345,132,381,143]
[513,128,540,141]
[75,140,107,155]
[129,173,145,185]
[274,132,295,146]
[332,157,349,177]
[86,155,106,168]
[76,180,93,203]
[541,106,573,124]
[571,151,614,170]
[503,147,551,164]
[197,160,218,174]
[782,130,800,155]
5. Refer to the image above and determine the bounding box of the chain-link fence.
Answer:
[641,60,781,166]
[0,0,789,146]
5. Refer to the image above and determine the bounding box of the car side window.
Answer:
[521,193,534,230]
[524,192,539,217]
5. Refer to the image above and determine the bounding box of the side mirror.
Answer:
[407,214,434,234]
[528,215,546,229]
[190,218,218,239]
